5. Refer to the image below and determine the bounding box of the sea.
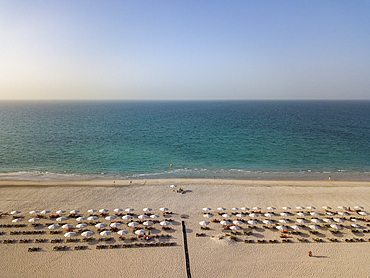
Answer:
[0,100,369,181]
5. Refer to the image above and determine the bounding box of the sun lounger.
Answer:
[28,247,40,252]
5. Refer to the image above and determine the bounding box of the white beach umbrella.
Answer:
[87,216,98,221]
[296,219,307,224]
[297,212,307,217]
[56,217,67,222]
[236,213,246,218]
[12,218,23,222]
[138,215,148,219]
[114,208,123,213]
[282,207,291,210]
[326,212,335,216]
[105,216,116,221]
[322,206,332,210]
[170,184,177,188]
[128,222,139,227]
[334,218,344,223]
[95,223,107,228]
[330,224,342,230]
[249,213,259,218]
[199,221,210,226]
[56,210,66,214]
[233,220,243,225]
[99,209,109,213]
[307,206,316,210]
[70,210,80,214]
[202,208,211,212]
[230,226,240,230]
[203,214,213,218]
[351,218,360,222]
[248,220,258,225]
[159,208,169,212]
[276,225,287,230]
[338,206,347,210]
[264,213,274,218]
[135,229,146,235]
[100,231,112,236]
[310,212,320,217]
[323,218,334,223]
[354,206,364,210]
[338,212,349,216]
[125,208,134,212]
[29,210,39,214]
[240,207,249,211]
[291,225,302,230]
[110,222,121,228]
[143,208,152,212]
[217,207,226,211]
[76,223,87,228]
[267,207,276,210]
[359,211,369,216]
[309,225,320,230]
[222,214,232,218]
[351,223,360,228]
[64,232,76,238]
[280,212,290,217]
[220,220,231,226]
[232,207,239,211]
[252,207,261,210]
[40,210,51,214]
[81,231,93,237]
[160,221,170,226]
[150,214,160,219]
[279,219,289,224]
[88,209,97,213]
[122,215,133,220]
[76,217,86,222]
[28,218,40,223]
[311,219,321,223]
[117,230,129,235]
[143,221,153,226]
[10,211,21,215]
[296,206,305,210]
[48,224,60,229]
[263,220,273,225]
[62,224,73,229]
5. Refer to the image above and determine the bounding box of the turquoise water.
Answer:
[0,100,369,181]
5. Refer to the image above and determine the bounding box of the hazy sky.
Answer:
[1,1,369,100]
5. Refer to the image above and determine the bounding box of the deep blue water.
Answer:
[0,100,369,181]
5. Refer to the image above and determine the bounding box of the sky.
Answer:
[0,1,369,100]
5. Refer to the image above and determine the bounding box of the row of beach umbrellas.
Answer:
[202,206,365,212]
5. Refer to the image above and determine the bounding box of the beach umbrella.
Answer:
[135,229,146,235]
[220,220,231,226]
[170,184,177,188]
[310,212,320,217]
[291,225,302,230]
[296,219,307,224]
[359,211,369,216]
[222,214,232,218]
[76,223,87,228]
[159,208,168,212]
[138,215,148,219]
[263,219,273,225]
[143,208,152,212]
[249,213,259,218]
[233,220,243,225]
[338,212,349,216]
[114,208,123,213]
[160,221,170,226]
[62,224,73,229]
[117,230,129,235]
[28,218,40,223]
[199,221,210,226]
[87,216,98,221]
[217,207,226,211]
[330,224,342,230]
[351,223,360,228]
[338,206,347,210]
[202,208,211,212]
[252,207,261,210]
[81,231,93,237]
[70,210,80,214]
[12,218,23,222]
[232,207,239,211]
[297,212,307,217]
[311,219,321,223]
[264,213,274,217]
[240,207,249,211]
[323,218,334,223]
[236,213,246,218]
[309,225,320,230]
[150,214,160,219]
[56,210,66,214]
[64,232,76,238]
[282,207,291,210]
[48,224,60,229]
[128,222,139,227]
[143,221,153,226]
[29,210,39,214]
[100,231,112,236]
[276,225,287,230]
[125,208,134,212]
[334,218,344,223]
[110,222,121,228]
[203,214,213,218]
[40,210,51,214]
[322,206,332,210]
[10,211,21,215]
[105,216,116,221]
[280,212,290,217]
[99,209,109,213]
[122,215,133,220]
[248,220,258,225]
[307,206,316,210]
[88,209,97,213]
[56,217,67,222]
[296,206,305,210]
[267,207,276,210]
[326,212,335,216]
[230,226,240,230]
[354,206,364,210]
[95,223,107,228]
[76,217,86,222]
[351,218,360,222]
[279,219,289,224]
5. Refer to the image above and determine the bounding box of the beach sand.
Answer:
[1,179,370,277]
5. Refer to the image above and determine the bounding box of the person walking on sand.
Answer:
[308,251,312,257]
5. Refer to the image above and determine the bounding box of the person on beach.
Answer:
[308,251,312,257]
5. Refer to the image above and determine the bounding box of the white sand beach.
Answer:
[1,179,370,278]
